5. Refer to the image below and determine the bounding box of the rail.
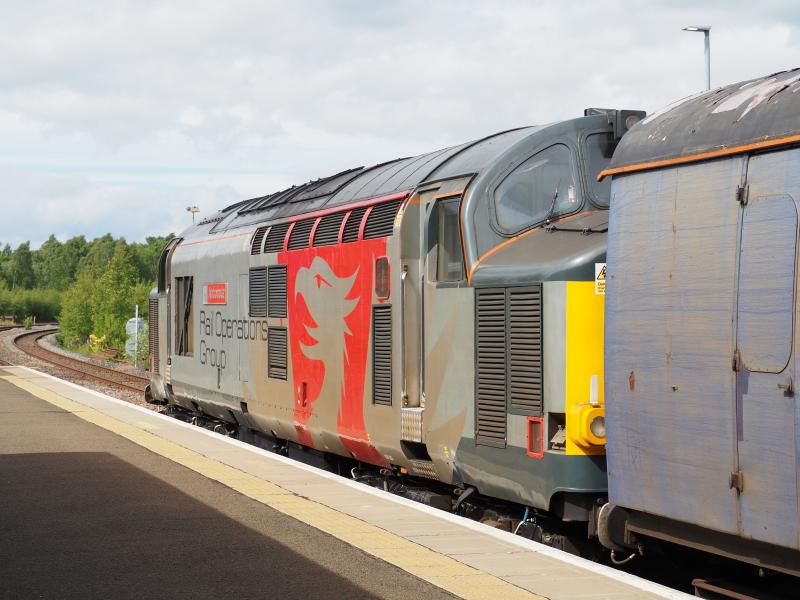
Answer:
[13,329,150,394]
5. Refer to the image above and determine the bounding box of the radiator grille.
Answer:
[268,265,287,318]
[267,327,288,380]
[249,267,267,317]
[148,297,159,373]
[287,218,315,250]
[475,288,507,447]
[474,284,544,447]
[364,199,403,239]
[313,212,345,246]
[264,222,290,253]
[372,304,392,405]
[507,285,543,415]
[342,207,368,243]
[250,226,267,255]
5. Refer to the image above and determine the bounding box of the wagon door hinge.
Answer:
[736,184,749,205]
[729,470,744,493]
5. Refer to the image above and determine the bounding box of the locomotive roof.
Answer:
[203,127,543,231]
[601,68,800,179]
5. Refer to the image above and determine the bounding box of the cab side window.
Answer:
[432,197,465,282]
[175,276,194,356]
[494,144,577,233]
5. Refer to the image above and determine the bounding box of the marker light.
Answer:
[590,415,606,439]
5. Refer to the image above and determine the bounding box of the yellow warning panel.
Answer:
[565,281,605,456]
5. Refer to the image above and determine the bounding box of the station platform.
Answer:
[0,366,690,600]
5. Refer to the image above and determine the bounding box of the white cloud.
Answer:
[0,0,798,248]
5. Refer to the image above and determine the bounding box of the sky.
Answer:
[1,0,798,249]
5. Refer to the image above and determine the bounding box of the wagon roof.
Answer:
[601,68,800,179]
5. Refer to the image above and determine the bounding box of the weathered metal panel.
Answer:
[735,149,799,550]
[736,194,796,372]
[606,156,745,535]
[607,69,800,175]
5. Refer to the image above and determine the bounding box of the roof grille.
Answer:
[250,226,268,255]
[342,207,368,243]
[264,222,290,253]
[287,218,315,250]
[364,199,403,239]
[313,212,345,247]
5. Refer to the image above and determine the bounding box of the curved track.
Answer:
[13,329,149,394]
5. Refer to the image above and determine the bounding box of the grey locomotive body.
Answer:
[148,109,641,531]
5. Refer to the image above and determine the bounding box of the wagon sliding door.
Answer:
[734,151,800,550]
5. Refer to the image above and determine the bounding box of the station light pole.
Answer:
[682,26,711,91]
[186,205,200,224]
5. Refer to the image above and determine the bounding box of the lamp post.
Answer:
[186,205,200,224]
[682,26,711,91]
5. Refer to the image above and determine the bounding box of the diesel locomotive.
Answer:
[599,69,800,578]
[147,108,643,535]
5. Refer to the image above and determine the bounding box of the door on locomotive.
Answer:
[396,179,472,480]
[733,150,799,549]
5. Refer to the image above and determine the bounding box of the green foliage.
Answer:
[6,233,171,351]
[0,287,61,322]
[10,242,35,289]
[91,242,139,348]
[59,271,96,345]
[22,316,33,330]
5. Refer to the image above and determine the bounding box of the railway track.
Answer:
[13,329,150,394]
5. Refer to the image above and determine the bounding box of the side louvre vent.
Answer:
[313,212,345,246]
[264,222,290,253]
[268,265,287,318]
[342,207,368,243]
[148,297,159,373]
[249,267,267,317]
[267,327,288,380]
[287,218,315,250]
[364,199,403,239]
[475,288,507,447]
[507,285,543,415]
[372,305,392,405]
[250,226,268,255]
[474,284,544,447]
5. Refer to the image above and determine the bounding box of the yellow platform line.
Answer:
[2,374,543,600]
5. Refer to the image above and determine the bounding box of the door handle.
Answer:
[778,378,794,397]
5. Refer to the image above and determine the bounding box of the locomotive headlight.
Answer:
[589,415,606,439]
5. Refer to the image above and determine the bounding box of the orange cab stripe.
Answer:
[597,132,800,181]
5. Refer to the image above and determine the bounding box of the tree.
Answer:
[78,234,117,276]
[10,242,35,289]
[131,234,172,282]
[59,271,96,345]
[91,242,138,348]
